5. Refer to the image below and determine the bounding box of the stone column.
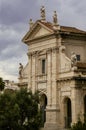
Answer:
[51,47,58,108]
[71,87,77,125]
[71,87,83,125]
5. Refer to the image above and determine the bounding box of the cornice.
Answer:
[27,46,59,58]
[24,33,57,45]
[60,32,86,41]
[57,76,86,82]
[18,82,28,87]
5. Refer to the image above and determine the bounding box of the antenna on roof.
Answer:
[40,6,46,22]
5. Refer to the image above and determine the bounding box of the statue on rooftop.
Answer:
[40,6,46,21]
[19,63,23,78]
[53,11,58,25]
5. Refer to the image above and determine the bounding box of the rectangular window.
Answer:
[42,59,46,74]
[76,55,80,61]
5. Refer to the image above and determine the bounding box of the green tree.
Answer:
[71,117,86,130]
[0,88,42,130]
[0,77,5,91]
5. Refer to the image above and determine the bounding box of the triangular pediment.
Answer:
[22,21,54,43]
[33,26,51,38]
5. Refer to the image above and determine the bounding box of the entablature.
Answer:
[27,46,59,58]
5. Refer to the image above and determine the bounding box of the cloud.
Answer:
[0,25,27,60]
[0,53,27,81]
[0,0,40,26]
[0,0,86,82]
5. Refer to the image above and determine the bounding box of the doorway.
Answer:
[64,97,72,128]
[40,94,47,127]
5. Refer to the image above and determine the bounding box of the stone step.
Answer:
[40,128,70,130]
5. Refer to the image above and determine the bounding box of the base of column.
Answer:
[40,126,68,130]
[44,123,59,130]
[42,106,61,130]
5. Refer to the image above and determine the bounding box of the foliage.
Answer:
[0,77,5,91]
[0,88,42,130]
[71,116,86,130]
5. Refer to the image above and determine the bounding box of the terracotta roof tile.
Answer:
[39,21,86,34]
[60,26,86,34]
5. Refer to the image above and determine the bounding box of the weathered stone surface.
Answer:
[19,11,86,130]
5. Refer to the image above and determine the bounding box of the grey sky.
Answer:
[0,0,86,81]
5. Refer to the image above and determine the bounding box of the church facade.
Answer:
[19,7,86,130]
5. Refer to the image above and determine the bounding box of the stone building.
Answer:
[19,7,86,130]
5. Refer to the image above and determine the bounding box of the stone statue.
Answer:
[53,11,58,25]
[40,6,46,21]
[71,52,77,67]
[19,63,23,78]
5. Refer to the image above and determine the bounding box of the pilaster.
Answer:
[27,52,32,90]
[45,47,60,130]
[31,52,36,93]
[47,48,52,106]
[27,51,37,93]
[51,47,59,107]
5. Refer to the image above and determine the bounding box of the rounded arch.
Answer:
[39,93,47,127]
[40,93,47,107]
[63,97,72,128]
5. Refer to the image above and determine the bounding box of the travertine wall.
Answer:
[21,21,86,130]
[64,39,86,62]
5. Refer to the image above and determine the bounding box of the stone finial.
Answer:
[40,6,46,21]
[29,19,33,29]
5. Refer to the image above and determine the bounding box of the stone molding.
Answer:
[52,46,59,53]
[27,46,59,58]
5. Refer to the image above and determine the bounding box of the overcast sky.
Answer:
[0,0,86,82]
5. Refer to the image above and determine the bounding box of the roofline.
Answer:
[23,33,57,44]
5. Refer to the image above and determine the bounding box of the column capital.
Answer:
[52,46,59,53]
[46,48,52,54]
[27,51,38,58]
[27,52,32,58]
